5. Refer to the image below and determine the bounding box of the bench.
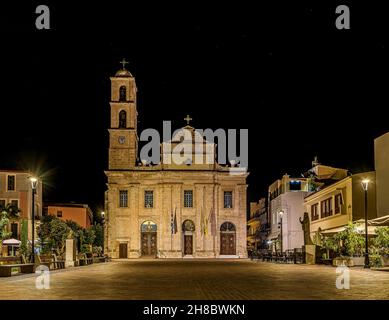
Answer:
[0,256,35,277]
[36,254,54,269]
[79,253,94,266]
[36,254,65,270]
[53,253,65,269]
[93,255,108,263]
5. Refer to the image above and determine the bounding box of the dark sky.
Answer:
[1,1,388,215]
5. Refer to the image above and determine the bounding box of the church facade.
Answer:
[104,64,248,259]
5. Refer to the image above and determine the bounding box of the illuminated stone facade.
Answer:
[104,67,248,259]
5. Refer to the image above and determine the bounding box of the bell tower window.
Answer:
[119,110,127,128]
[119,86,126,102]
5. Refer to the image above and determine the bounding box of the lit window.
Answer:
[224,191,233,209]
[289,180,301,191]
[57,211,63,218]
[7,175,15,191]
[184,190,193,208]
[335,194,342,214]
[320,198,333,218]
[311,203,319,221]
[119,190,128,207]
[145,191,153,208]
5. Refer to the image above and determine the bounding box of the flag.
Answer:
[173,207,177,234]
[170,211,174,234]
[209,207,216,236]
[171,208,177,234]
[202,206,209,236]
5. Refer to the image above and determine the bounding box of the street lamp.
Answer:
[29,177,38,264]
[279,210,284,253]
[361,179,370,268]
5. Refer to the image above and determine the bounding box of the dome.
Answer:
[115,68,133,77]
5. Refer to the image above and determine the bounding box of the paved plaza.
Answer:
[0,260,388,300]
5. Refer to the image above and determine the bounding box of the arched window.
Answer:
[141,220,157,232]
[119,110,127,128]
[182,219,195,232]
[220,222,236,232]
[119,86,127,102]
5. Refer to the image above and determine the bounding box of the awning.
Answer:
[2,238,21,245]
[321,225,377,235]
[355,215,389,226]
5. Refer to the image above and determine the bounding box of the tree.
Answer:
[0,204,21,255]
[92,223,103,248]
[20,219,28,256]
[83,228,96,246]
[373,226,389,256]
[37,215,69,254]
[322,235,340,259]
[65,220,84,251]
[337,222,365,257]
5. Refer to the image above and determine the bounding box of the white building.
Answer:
[267,174,308,252]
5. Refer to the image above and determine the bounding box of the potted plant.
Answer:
[371,226,389,267]
[334,222,365,266]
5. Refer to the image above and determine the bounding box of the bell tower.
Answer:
[108,59,138,169]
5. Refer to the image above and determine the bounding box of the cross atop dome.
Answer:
[184,114,193,126]
[120,58,129,69]
[115,58,133,77]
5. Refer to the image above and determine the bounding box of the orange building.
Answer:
[0,169,43,241]
[45,203,93,228]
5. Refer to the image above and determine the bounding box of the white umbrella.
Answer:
[2,238,21,256]
[2,238,21,245]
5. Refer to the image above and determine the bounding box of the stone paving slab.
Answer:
[0,260,388,300]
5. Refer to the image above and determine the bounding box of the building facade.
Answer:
[0,170,42,247]
[45,203,93,228]
[375,132,389,218]
[247,198,267,251]
[304,171,377,238]
[267,174,309,252]
[104,66,248,259]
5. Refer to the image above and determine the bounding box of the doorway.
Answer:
[119,243,128,258]
[220,222,236,255]
[141,221,158,257]
[182,220,195,256]
[184,235,193,255]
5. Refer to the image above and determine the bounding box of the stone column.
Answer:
[65,238,76,267]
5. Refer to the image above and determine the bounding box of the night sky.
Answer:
[1,2,388,216]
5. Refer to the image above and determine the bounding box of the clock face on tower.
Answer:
[118,136,126,144]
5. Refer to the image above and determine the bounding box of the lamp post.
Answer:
[29,177,38,264]
[101,211,105,254]
[361,179,370,268]
[279,210,284,253]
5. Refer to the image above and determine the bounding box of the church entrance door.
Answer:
[220,222,236,255]
[184,235,193,255]
[182,220,195,256]
[119,243,128,258]
[141,232,157,256]
[220,234,236,255]
[140,221,158,257]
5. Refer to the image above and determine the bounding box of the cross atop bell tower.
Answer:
[120,58,129,70]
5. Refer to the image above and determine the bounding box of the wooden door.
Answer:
[184,235,193,255]
[141,232,157,256]
[149,232,157,256]
[119,243,127,258]
[220,233,236,255]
